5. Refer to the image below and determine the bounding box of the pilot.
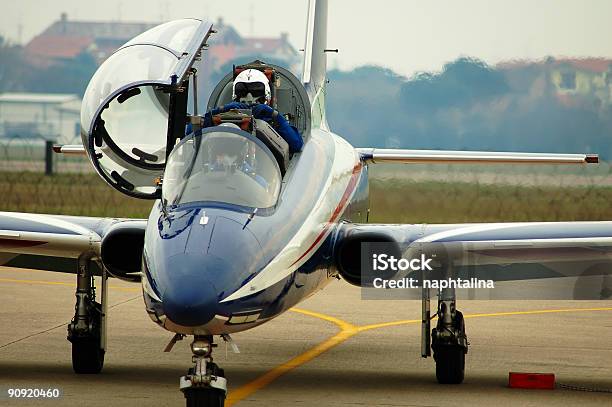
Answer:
[201,69,303,154]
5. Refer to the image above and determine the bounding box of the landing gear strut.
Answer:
[431,286,468,384]
[67,255,107,374]
[180,335,227,407]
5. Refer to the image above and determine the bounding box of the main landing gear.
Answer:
[180,335,227,407]
[432,287,468,384]
[67,255,107,374]
[422,285,468,384]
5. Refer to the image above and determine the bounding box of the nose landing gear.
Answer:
[180,335,227,407]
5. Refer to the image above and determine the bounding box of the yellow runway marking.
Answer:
[227,306,612,406]
[226,308,359,405]
[227,332,357,405]
[462,307,612,319]
[290,307,358,332]
[358,318,422,332]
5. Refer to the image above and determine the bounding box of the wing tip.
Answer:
[586,154,599,164]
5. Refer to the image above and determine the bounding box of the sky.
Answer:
[2,0,612,77]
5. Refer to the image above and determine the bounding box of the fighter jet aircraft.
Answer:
[1,1,611,406]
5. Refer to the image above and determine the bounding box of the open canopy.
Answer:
[80,19,214,199]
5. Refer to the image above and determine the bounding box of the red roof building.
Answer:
[498,57,612,108]
[556,57,612,73]
[24,13,156,67]
[24,14,299,72]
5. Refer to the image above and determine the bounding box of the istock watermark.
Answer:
[358,241,612,300]
[372,253,433,272]
[369,251,494,291]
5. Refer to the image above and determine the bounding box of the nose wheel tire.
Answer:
[184,388,225,407]
[182,365,226,406]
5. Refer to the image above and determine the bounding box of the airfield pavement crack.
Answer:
[0,295,140,350]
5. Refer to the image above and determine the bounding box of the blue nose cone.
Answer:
[163,280,217,326]
[161,255,218,327]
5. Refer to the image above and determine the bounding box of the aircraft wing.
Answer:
[0,212,146,278]
[335,222,612,291]
[356,148,598,164]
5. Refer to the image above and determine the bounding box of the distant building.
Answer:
[24,13,156,67]
[24,14,300,72]
[206,17,299,71]
[498,57,612,109]
[0,93,81,143]
[548,58,612,108]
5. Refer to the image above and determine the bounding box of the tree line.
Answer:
[2,36,610,159]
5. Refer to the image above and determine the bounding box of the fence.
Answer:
[0,136,152,218]
[1,136,611,221]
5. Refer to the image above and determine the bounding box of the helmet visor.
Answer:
[234,82,266,99]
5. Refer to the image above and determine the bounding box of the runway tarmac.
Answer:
[1,266,611,406]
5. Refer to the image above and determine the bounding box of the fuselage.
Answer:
[141,127,369,335]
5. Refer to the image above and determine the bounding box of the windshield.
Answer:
[163,129,282,209]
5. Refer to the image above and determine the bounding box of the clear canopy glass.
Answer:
[100,85,170,164]
[123,19,201,53]
[80,45,177,134]
[163,130,282,209]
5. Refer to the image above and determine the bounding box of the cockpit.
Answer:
[162,127,282,209]
[79,19,311,201]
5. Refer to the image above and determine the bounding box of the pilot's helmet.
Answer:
[232,69,271,105]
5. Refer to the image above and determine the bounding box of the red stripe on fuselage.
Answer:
[289,161,363,267]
